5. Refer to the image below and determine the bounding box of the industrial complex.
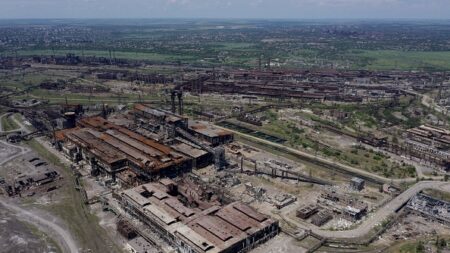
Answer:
[1,19,450,253]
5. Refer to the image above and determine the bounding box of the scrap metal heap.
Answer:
[1,156,61,196]
[119,178,279,253]
[407,193,450,225]
[319,191,369,221]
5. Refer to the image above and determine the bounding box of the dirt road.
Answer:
[0,199,79,253]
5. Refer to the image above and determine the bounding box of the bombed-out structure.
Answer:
[119,178,279,253]
[55,108,233,181]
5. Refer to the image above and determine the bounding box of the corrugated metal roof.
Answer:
[175,226,217,253]
[144,205,177,225]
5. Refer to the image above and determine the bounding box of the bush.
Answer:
[373,155,382,161]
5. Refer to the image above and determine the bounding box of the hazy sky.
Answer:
[1,0,449,19]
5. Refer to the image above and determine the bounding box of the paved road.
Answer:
[0,199,79,253]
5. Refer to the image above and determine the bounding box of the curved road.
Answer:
[0,113,29,134]
[0,114,31,165]
[0,199,79,253]
[0,140,30,166]
[0,121,78,253]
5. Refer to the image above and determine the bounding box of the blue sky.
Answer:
[1,0,449,19]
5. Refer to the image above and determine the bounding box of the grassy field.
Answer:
[258,109,416,179]
[0,71,56,90]
[17,49,196,62]
[386,238,447,253]
[1,114,20,131]
[14,47,450,70]
[26,139,122,253]
[235,134,349,184]
[208,42,256,50]
[422,189,450,202]
[351,50,450,71]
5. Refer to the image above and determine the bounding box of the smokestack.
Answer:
[258,55,262,71]
[171,91,176,113]
[102,103,108,119]
[177,91,183,115]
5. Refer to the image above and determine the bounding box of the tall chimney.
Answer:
[171,91,176,113]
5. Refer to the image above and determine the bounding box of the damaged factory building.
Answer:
[50,103,281,253]
[55,116,192,181]
[119,178,279,253]
[55,105,233,182]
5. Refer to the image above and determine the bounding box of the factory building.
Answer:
[187,120,234,147]
[120,179,279,253]
[55,116,194,180]
[133,103,188,134]
[133,104,234,147]
[404,124,450,169]
[406,124,450,149]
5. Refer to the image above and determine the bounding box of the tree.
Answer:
[438,238,447,249]
[416,241,425,253]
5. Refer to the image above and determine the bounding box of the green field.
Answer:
[17,49,196,62]
[16,48,450,70]
[422,189,450,202]
[1,114,19,131]
[351,50,450,71]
